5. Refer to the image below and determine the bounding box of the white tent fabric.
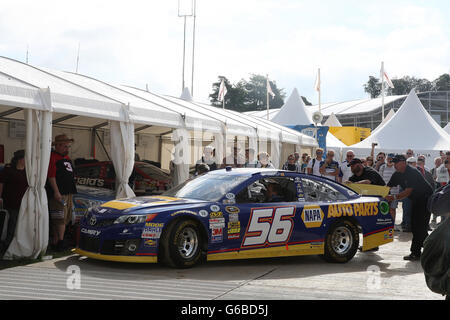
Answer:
[180,87,193,102]
[323,112,342,127]
[444,122,450,134]
[4,106,52,259]
[110,116,135,199]
[348,89,450,157]
[371,108,395,135]
[271,88,312,126]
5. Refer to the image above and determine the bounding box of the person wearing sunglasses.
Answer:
[319,149,340,181]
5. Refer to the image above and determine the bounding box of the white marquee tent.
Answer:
[247,88,347,157]
[0,56,317,259]
[323,112,342,127]
[347,89,450,159]
[444,122,450,134]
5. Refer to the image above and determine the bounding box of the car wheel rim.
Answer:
[331,226,353,255]
[177,227,198,259]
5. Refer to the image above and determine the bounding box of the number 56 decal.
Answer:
[242,206,296,248]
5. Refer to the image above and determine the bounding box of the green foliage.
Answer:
[364,73,449,97]
[210,74,296,112]
[363,76,381,98]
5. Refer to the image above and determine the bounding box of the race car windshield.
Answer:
[163,174,249,201]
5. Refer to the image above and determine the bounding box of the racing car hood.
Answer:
[98,195,208,215]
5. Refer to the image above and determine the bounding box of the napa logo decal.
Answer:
[301,205,324,228]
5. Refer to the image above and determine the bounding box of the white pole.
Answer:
[191,0,196,96]
[318,68,321,113]
[381,61,385,121]
[266,74,270,120]
[76,42,80,73]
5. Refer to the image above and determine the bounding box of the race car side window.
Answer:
[236,177,297,203]
[301,177,348,202]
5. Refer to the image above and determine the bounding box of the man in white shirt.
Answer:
[307,148,324,176]
[339,150,355,183]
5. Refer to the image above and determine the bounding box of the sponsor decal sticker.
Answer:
[301,205,324,228]
[379,201,390,215]
[199,210,208,218]
[171,210,197,217]
[327,202,379,218]
[225,206,240,214]
[210,205,220,212]
[81,228,101,237]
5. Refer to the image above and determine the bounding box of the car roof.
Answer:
[207,168,285,176]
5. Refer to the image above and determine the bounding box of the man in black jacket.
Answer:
[385,155,433,261]
[346,158,386,186]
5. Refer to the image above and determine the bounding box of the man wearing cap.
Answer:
[346,158,386,186]
[385,154,434,261]
[47,134,77,252]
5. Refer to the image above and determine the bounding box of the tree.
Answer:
[388,76,432,95]
[209,74,287,112]
[209,76,247,111]
[363,76,381,98]
[433,73,450,91]
[243,74,285,111]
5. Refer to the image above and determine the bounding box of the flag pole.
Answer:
[266,74,270,120]
[381,61,385,121]
[318,68,321,113]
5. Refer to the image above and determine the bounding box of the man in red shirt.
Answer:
[47,134,77,251]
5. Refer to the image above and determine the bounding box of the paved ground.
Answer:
[0,208,445,300]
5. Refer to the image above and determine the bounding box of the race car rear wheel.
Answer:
[323,219,359,263]
[159,218,205,268]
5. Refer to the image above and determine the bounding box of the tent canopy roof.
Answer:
[349,89,450,151]
[0,56,316,146]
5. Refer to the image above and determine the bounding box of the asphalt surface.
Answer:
[0,208,445,300]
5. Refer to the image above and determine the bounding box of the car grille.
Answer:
[93,219,115,227]
[101,239,142,256]
[78,235,100,253]
[78,236,141,256]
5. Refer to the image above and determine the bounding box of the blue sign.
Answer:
[288,125,329,156]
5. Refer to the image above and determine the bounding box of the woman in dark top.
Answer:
[0,150,28,255]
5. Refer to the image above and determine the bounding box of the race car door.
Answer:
[230,175,303,259]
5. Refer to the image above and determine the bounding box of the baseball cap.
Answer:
[347,158,363,167]
[387,153,395,158]
[406,156,417,163]
[391,154,407,163]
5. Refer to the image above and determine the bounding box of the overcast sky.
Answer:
[0,0,449,105]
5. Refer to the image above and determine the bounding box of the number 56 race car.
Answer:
[74,168,394,268]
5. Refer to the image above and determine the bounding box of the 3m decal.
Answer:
[301,205,324,228]
[242,206,296,248]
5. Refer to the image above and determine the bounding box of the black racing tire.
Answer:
[322,219,359,263]
[159,219,205,268]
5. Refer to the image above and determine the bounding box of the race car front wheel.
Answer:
[159,218,206,268]
[323,219,359,263]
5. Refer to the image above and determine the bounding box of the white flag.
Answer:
[267,78,275,98]
[314,69,321,92]
[218,78,227,102]
[383,70,395,89]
